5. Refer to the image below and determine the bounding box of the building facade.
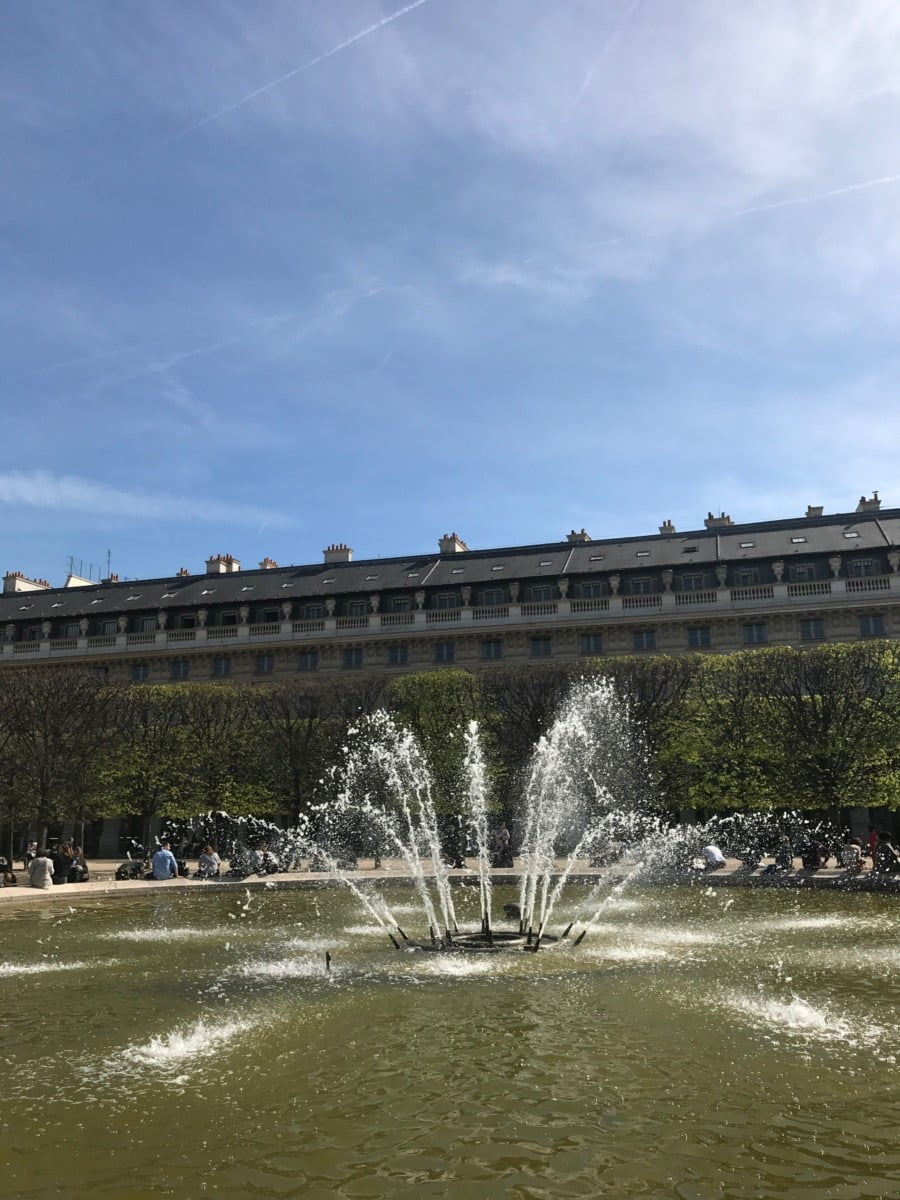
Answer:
[2,495,898,683]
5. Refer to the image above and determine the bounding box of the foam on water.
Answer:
[0,960,90,977]
[101,926,237,942]
[239,957,327,979]
[724,992,885,1045]
[750,915,851,933]
[585,945,670,963]
[118,1018,254,1069]
[634,926,720,946]
[419,956,501,977]
[285,936,340,951]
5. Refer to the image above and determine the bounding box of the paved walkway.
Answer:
[2,855,899,908]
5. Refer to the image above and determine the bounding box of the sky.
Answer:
[2,0,900,585]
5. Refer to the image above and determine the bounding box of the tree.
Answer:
[0,667,124,844]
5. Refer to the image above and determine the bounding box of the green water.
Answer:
[3,884,900,1199]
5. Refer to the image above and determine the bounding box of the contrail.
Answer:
[725,172,900,222]
[119,0,433,166]
[567,0,642,120]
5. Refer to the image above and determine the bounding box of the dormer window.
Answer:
[491,565,505,571]
[790,536,807,544]
[241,585,255,592]
[162,591,176,599]
[843,531,860,539]
[636,551,650,558]
[126,593,142,601]
[201,588,216,596]
[589,554,604,561]
[739,541,755,549]
[90,598,103,605]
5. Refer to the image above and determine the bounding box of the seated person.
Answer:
[701,844,727,870]
[839,837,864,874]
[873,832,900,874]
[68,846,90,883]
[150,841,179,880]
[196,845,221,879]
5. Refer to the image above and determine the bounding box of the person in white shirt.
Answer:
[27,850,55,890]
[702,844,727,870]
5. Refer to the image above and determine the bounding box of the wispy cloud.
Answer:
[0,471,292,529]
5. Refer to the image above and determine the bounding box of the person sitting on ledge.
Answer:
[873,832,900,875]
[150,841,179,880]
[196,844,221,879]
[840,837,864,875]
[27,849,54,890]
[701,844,727,870]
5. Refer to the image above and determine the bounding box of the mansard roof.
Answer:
[2,508,897,623]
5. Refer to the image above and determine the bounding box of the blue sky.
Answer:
[3,0,899,584]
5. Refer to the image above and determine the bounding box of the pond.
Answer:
[2,883,899,1199]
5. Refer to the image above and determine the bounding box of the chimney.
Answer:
[259,557,279,569]
[438,532,469,554]
[805,505,824,518]
[205,554,241,574]
[704,511,734,529]
[566,529,592,543]
[658,519,676,535]
[102,573,120,584]
[856,492,881,513]
[177,567,191,577]
[323,543,353,564]
[3,571,51,595]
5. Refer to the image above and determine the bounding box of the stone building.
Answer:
[1,494,897,683]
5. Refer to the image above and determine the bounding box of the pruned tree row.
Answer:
[1,641,899,845]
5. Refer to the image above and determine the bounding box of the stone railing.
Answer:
[2,572,898,661]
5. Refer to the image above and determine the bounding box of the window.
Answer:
[171,659,190,679]
[682,546,698,554]
[580,633,603,655]
[255,653,274,674]
[451,567,465,575]
[346,600,367,616]
[241,585,256,592]
[100,620,117,635]
[539,560,553,567]
[262,607,280,623]
[64,623,80,638]
[342,647,363,669]
[790,536,807,544]
[303,604,324,619]
[687,627,711,649]
[529,585,553,602]
[739,541,755,549]
[589,554,604,561]
[789,565,813,582]
[743,623,768,645]
[200,588,216,596]
[26,626,42,642]
[635,550,650,558]
[435,592,458,610]
[139,616,156,633]
[481,639,502,660]
[480,588,504,607]
[180,613,196,629]
[848,559,874,578]
[800,618,825,642]
[530,636,552,658]
[212,656,231,677]
[843,531,861,539]
[681,574,705,591]
[735,568,759,586]
[631,576,653,595]
[131,663,149,682]
[434,642,455,663]
[632,630,656,652]
[365,574,379,581]
[221,611,238,626]
[387,645,408,666]
[391,596,411,612]
[577,582,604,598]
[491,565,505,572]
[298,651,319,671]
[860,614,885,638]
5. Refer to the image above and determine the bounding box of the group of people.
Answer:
[700,830,900,875]
[11,842,91,890]
[148,841,222,881]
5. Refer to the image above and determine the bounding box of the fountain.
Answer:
[6,675,898,1199]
